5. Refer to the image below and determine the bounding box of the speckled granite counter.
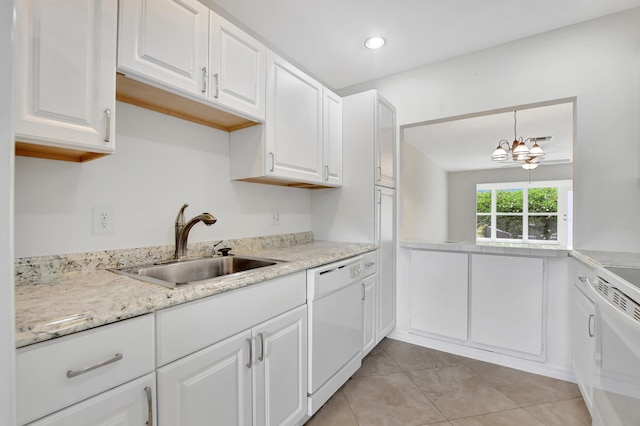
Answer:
[400,240,569,257]
[571,249,640,270]
[15,233,375,348]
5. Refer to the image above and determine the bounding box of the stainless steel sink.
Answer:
[111,255,283,288]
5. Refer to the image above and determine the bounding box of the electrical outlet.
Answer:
[271,209,280,226]
[92,206,115,235]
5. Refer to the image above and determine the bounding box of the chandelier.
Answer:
[490,111,546,170]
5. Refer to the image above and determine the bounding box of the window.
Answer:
[476,180,572,247]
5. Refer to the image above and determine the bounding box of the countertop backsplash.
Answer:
[15,231,314,284]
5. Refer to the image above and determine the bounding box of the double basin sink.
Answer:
[111,255,283,288]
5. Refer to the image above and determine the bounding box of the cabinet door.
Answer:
[410,251,469,341]
[572,283,595,409]
[157,330,252,426]
[376,187,396,341]
[375,94,396,188]
[266,51,324,184]
[14,0,117,154]
[209,13,265,121]
[27,374,155,426]
[470,255,544,356]
[253,305,307,426]
[118,0,209,97]
[362,275,377,356]
[322,87,343,187]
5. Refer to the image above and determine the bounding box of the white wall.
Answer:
[14,102,312,258]
[342,7,640,252]
[401,142,448,241]
[1,0,16,423]
[448,164,573,242]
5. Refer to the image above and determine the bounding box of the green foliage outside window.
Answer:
[476,186,559,241]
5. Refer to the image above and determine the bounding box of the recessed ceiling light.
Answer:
[364,36,386,49]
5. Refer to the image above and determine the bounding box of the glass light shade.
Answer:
[491,146,508,161]
[364,36,386,49]
[528,142,545,157]
[513,142,530,160]
[522,158,539,170]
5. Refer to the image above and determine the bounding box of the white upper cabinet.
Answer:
[375,95,396,188]
[323,87,343,186]
[117,0,210,97]
[117,0,266,124]
[209,13,266,121]
[230,50,341,188]
[14,0,117,162]
[266,50,324,183]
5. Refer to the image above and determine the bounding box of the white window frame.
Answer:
[476,180,573,247]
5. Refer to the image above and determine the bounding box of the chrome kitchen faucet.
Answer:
[174,203,217,259]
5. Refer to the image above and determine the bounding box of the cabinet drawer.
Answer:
[17,314,154,425]
[156,271,306,366]
[363,251,377,277]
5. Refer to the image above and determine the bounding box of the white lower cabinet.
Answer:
[408,250,547,360]
[157,305,307,426]
[27,373,156,426]
[470,254,545,357]
[16,314,155,425]
[571,259,597,411]
[409,251,468,341]
[362,274,377,356]
[157,330,252,425]
[376,187,396,341]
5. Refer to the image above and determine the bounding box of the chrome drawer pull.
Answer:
[246,338,253,368]
[66,353,123,378]
[258,333,265,362]
[145,386,153,426]
[213,72,220,98]
[201,67,207,93]
[103,108,111,142]
[588,314,595,337]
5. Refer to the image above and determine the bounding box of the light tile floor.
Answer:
[306,339,591,426]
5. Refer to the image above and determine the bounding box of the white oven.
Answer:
[591,267,640,426]
[306,256,363,416]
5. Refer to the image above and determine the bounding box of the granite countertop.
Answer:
[15,237,375,348]
[400,240,569,257]
[571,249,640,270]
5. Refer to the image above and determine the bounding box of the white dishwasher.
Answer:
[307,255,364,415]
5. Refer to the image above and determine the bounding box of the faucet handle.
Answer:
[176,203,189,226]
[218,247,232,257]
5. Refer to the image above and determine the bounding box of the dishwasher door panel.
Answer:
[308,281,363,394]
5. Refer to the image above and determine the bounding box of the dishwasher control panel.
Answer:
[306,255,364,301]
[350,263,361,279]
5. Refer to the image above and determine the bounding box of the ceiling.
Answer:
[403,102,574,172]
[206,0,640,90]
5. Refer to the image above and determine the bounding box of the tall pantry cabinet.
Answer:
[311,89,397,350]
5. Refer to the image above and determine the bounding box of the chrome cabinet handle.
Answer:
[103,108,111,143]
[365,262,375,267]
[269,152,275,172]
[325,165,329,181]
[588,314,595,337]
[144,386,153,426]
[578,276,587,283]
[213,72,220,99]
[201,67,207,93]
[66,353,123,378]
[377,189,382,205]
[258,333,265,362]
[376,166,382,182]
[246,338,252,368]
[361,283,366,301]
